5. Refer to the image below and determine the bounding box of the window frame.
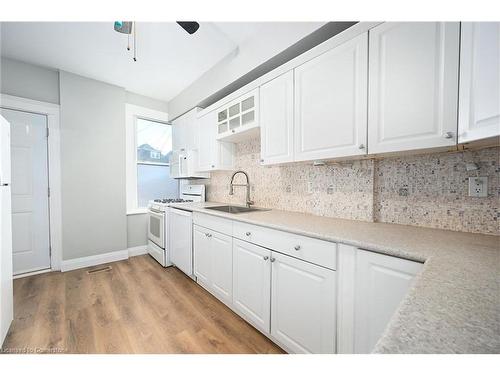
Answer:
[125,104,170,214]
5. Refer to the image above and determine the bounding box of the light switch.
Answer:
[468,176,488,197]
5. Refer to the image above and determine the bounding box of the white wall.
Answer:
[168,22,325,119]
[0,57,60,104]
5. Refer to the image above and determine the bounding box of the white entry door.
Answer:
[0,108,51,275]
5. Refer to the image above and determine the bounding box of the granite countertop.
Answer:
[170,201,500,354]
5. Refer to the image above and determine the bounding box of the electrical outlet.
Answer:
[468,176,488,197]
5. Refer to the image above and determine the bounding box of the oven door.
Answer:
[148,208,165,248]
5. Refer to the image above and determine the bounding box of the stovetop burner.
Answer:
[153,198,193,204]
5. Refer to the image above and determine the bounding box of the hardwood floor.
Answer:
[2,255,284,354]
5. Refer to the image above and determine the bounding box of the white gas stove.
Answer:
[147,184,205,267]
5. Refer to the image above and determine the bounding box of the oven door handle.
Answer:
[148,208,164,215]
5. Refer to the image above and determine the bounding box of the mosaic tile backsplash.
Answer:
[196,139,499,235]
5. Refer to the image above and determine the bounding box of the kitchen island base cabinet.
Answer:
[271,252,336,354]
[232,239,271,333]
[193,225,233,306]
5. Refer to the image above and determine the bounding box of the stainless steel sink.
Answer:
[205,205,270,214]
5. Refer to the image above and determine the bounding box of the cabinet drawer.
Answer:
[193,212,233,235]
[233,221,336,270]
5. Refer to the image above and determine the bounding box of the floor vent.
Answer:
[87,266,112,274]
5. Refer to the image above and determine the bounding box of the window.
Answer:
[135,118,178,208]
[125,104,172,214]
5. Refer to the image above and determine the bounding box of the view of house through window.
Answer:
[136,118,178,207]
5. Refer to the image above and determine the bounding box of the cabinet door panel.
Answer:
[210,232,233,305]
[232,239,271,333]
[193,225,211,288]
[260,71,294,164]
[294,32,368,161]
[368,22,460,153]
[354,249,422,353]
[271,252,336,353]
[458,22,500,143]
[196,112,215,171]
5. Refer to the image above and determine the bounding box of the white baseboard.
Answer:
[128,245,148,257]
[61,249,129,272]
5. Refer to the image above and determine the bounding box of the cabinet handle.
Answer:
[263,256,269,261]
[294,245,301,251]
[205,233,212,238]
[443,132,454,139]
[358,144,365,149]
[245,232,251,236]
[270,257,276,263]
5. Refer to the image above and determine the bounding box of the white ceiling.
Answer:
[0,22,275,102]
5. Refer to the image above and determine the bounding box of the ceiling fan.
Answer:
[113,21,200,61]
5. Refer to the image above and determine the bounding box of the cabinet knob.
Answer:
[231,129,235,133]
[211,165,215,168]
[294,245,301,251]
[358,144,365,149]
[260,159,264,163]
[270,257,276,263]
[245,232,251,236]
[443,132,454,139]
[263,256,269,261]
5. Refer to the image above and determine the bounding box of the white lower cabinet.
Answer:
[210,231,233,305]
[232,239,271,333]
[193,225,233,306]
[271,251,336,354]
[337,245,423,353]
[193,225,212,287]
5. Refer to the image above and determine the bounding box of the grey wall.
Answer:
[127,214,148,248]
[126,91,168,113]
[0,57,60,104]
[59,71,127,260]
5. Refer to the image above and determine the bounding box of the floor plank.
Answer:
[2,255,284,354]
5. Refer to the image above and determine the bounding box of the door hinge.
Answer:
[48,187,51,197]
[49,246,52,256]
[46,127,49,137]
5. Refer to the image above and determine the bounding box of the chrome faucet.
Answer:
[229,170,254,207]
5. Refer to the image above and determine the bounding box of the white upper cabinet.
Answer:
[271,251,336,354]
[196,111,235,172]
[368,22,460,154]
[353,249,422,353]
[458,22,500,144]
[216,89,260,142]
[260,71,295,165]
[294,32,368,161]
[171,107,201,151]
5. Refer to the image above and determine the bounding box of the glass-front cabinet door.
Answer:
[216,88,259,141]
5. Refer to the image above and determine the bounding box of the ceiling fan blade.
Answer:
[177,22,200,35]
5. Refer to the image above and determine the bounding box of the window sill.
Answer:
[127,208,149,216]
